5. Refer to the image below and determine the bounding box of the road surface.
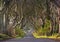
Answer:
[0,34,60,42]
[0,37,60,42]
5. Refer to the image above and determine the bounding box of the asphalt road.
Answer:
[0,34,60,42]
[0,37,60,42]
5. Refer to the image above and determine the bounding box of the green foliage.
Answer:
[44,19,51,29]
[15,26,25,38]
[0,33,10,40]
[36,19,51,36]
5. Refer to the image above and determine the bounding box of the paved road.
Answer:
[0,34,60,42]
[0,37,60,42]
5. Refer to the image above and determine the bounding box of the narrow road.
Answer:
[0,34,60,42]
[0,38,60,42]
